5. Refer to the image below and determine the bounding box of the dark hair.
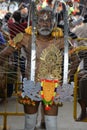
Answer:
[83,14,87,23]
[18,2,28,10]
[12,11,21,23]
[4,12,12,22]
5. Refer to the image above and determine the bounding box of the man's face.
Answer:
[37,10,53,36]
[21,8,28,18]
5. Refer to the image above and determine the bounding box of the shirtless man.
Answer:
[20,5,64,130]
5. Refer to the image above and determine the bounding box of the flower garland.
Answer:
[8,39,17,49]
[40,79,59,110]
[25,26,63,38]
[18,92,35,106]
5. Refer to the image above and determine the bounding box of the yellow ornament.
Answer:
[51,27,63,38]
[25,26,63,38]
[25,26,32,35]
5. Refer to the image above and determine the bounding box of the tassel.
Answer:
[45,105,51,111]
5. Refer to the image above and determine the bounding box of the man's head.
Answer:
[37,6,54,36]
[12,11,21,23]
[19,3,28,19]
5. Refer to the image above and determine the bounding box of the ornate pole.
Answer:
[30,0,37,82]
[62,1,69,84]
[52,0,69,84]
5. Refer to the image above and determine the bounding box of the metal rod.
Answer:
[30,0,36,81]
[62,2,69,84]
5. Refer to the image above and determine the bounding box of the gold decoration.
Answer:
[13,32,24,44]
[51,27,63,38]
[8,33,23,49]
[37,44,62,80]
[8,39,17,49]
[25,26,32,35]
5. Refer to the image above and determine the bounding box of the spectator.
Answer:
[8,10,27,39]
[1,12,12,34]
[8,10,27,83]
[72,14,87,121]
[18,2,29,23]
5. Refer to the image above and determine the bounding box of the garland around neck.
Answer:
[25,26,64,38]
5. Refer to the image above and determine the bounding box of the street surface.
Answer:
[0,96,87,130]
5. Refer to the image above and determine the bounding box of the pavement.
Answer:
[0,96,87,130]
